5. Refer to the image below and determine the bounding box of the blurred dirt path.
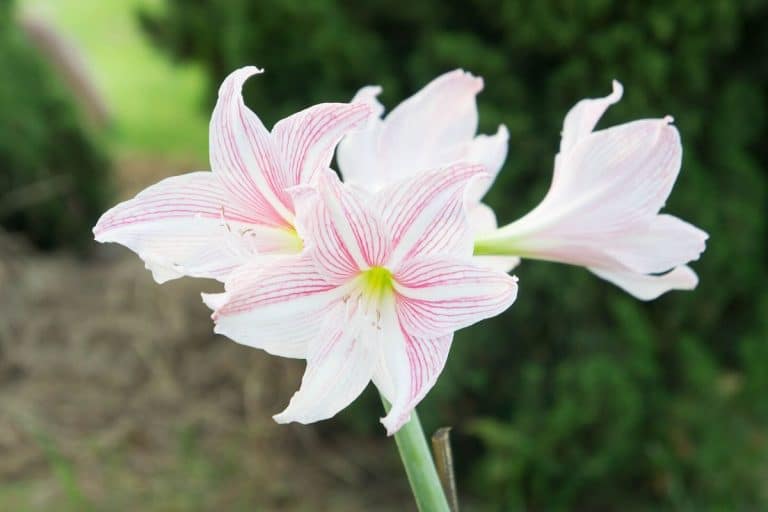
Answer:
[0,158,408,511]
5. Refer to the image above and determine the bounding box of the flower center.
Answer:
[284,226,304,252]
[362,266,394,299]
[351,266,394,330]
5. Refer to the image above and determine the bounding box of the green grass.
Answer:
[20,0,209,161]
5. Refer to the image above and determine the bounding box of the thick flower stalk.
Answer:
[203,165,518,434]
[475,81,708,300]
[93,66,370,282]
[337,69,518,271]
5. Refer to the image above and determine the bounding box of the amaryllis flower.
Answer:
[336,69,518,271]
[474,81,708,300]
[203,165,518,434]
[93,66,370,282]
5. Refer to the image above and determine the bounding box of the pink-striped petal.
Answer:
[273,301,376,424]
[209,66,293,227]
[589,265,699,301]
[372,304,453,434]
[291,170,390,282]
[204,254,349,358]
[560,80,623,154]
[393,256,518,339]
[375,164,487,267]
[93,171,267,283]
[271,102,371,189]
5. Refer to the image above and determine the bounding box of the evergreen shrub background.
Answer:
[0,0,111,250]
[142,1,768,509]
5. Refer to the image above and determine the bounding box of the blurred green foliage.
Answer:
[0,0,111,249]
[142,0,768,509]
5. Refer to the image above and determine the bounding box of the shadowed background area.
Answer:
[1,0,767,510]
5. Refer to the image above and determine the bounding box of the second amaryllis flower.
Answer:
[475,81,708,300]
[204,165,518,434]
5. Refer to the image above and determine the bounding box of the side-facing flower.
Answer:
[336,69,517,271]
[203,165,518,434]
[474,81,708,300]
[93,66,370,283]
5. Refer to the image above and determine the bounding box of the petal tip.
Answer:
[272,411,292,424]
[356,84,382,98]
[610,79,624,99]
[218,65,264,97]
[444,68,483,93]
[201,291,227,312]
[92,227,105,242]
[679,266,699,290]
[242,65,265,75]
[380,412,409,436]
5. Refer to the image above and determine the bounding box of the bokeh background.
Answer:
[1,0,767,510]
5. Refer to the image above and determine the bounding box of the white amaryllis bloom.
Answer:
[336,69,518,271]
[475,81,708,300]
[203,166,518,434]
[93,66,370,283]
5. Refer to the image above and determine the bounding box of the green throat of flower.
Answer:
[285,226,304,252]
[362,266,394,300]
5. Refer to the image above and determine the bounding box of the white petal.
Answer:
[468,202,498,235]
[376,164,487,267]
[274,302,376,424]
[371,301,453,435]
[205,254,349,358]
[336,86,387,189]
[271,102,371,187]
[382,70,482,170]
[589,265,699,301]
[464,125,509,202]
[338,70,484,190]
[604,214,708,274]
[560,80,623,153]
[209,66,294,226]
[93,172,261,283]
[394,256,518,339]
[472,255,521,273]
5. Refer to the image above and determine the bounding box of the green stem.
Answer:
[382,397,451,512]
[473,234,523,257]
